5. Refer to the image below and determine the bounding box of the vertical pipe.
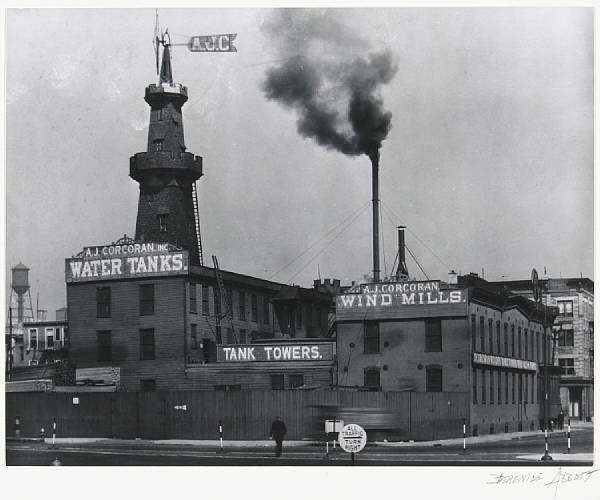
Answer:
[371,159,380,283]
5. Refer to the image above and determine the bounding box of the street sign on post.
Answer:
[338,424,367,464]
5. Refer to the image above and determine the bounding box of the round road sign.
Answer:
[338,423,367,453]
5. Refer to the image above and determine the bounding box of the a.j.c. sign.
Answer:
[217,343,335,363]
[65,242,189,283]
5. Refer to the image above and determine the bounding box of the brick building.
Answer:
[335,274,559,435]
[491,277,594,421]
[66,42,335,392]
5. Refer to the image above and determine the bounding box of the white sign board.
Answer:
[338,424,367,453]
[72,397,79,405]
[325,419,344,433]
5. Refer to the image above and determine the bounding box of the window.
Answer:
[512,373,516,404]
[96,287,111,318]
[505,371,509,404]
[295,304,303,328]
[517,327,522,358]
[97,330,112,362]
[471,315,476,351]
[289,374,304,389]
[29,328,37,349]
[532,374,536,404]
[263,297,270,325]
[472,368,478,404]
[426,365,443,392]
[153,138,164,151]
[504,323,508,356]
[140,328,155,360]
[557,300,573,317]
[141,379,156,392]
[271,374,285,390]
[238,291,245,320]
[55,327,62,342]
[238,329,247,344]
[518,374,523,403]
[213,288,221,318]
[189,284,197,314]
[157,213,168,232]
[425,318,442,352]
[191,324,198,350]
[524,373,528,404]
[479,317,485,352]
[201,286,209,316]
[215,326,222,344]
[481,369,486,404]
[536,331,540,362]
[496,322,501,356]
[559,358,575,375]
[139,284,155,316]
[364,368,381,390]
[226,328,234,344]
[364,322,380,354]
[251,294,258,322]
[488,319,494,355]
[558,327,574,347]
[490,369,494,404]
[511,325,515,357]
[45,328,54,349]
[524,330,528,359]
[497,369,502,404]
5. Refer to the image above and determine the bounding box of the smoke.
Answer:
[261,10,397,164]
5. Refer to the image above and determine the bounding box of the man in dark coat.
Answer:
[270,416,287,457]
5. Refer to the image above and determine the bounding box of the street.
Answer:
[6,427,593,466]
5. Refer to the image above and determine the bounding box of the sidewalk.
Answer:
[6,420,592,449]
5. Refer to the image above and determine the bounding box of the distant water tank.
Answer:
[11,263,30,295]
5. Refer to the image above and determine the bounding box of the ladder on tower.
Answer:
[192,181,204,266]
[212,255,238,344]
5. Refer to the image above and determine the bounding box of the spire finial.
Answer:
[158,30,173,85]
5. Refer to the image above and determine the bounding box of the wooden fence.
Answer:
[6,390,469,442]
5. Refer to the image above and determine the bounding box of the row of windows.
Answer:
[191,285,270,324]
[97,329,155,362]
[363,365,443,392]
[363,319,443,354]
[190,325,257,350]
[472,368,536,405]
[470,315,548,362]
[97,285,154,318]
[27,327,67,350]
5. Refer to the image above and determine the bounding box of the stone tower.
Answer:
[130,44,203,264]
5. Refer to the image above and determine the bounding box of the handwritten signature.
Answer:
[488,468,599,496]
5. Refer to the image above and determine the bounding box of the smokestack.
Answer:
[371,154,380,282]
[395,226,409,280]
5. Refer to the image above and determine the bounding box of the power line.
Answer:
[270,200,370,280]
[405,244,430,280]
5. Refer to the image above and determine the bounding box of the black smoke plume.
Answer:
[261,10,397,164]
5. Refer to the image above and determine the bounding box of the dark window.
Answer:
[364,322,380,354]
[482,369,486,404]
[479,317,485,352]
[511,373,516,404]
[295,304,303,328]
[505,371,509,404]
[55,328,61,342]
[238,329,247,344]
[189,284,197,314]
[496,322,501,356]
[214,288,221,318]
[518,374,523,403]
[364,368,381,390]
[139,284,155,316]
[490,369,494,404]
[202,286,209,316]
[140,328,155,360]
[289,374,304,389]
[96,287,111,318]
[504,323,508,356]
[517,327,522,358]
[29,329,37,349]
[191,324,198,350]
[271,374,284,390]
[511,325,515,357]
[558,327,574,347]
[46,331,54,349]
[238,291,245,320]
[263,297,270,325]
[97,330,112,362]
[251,294,258,322]
[141,379,156,392]
[472,368,478,404]
[157,213,168,232]
[215,326,222,344]
[226,328,234,344]
[524,330,528,359]
[488,319,494,355]
[424,318,442,352]
[426,365,443,392]
[559,358,575,375]
[536,331,540,362]
[471,315,476,351]
[153,138,164,151]
[497,369,502,404]
[557,300,573,317]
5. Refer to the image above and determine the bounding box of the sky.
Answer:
[5,7,594,319]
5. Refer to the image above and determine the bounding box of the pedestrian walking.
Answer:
[558,410,565,430]
[269,416,287,457]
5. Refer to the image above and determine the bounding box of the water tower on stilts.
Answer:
[7,263,36,372]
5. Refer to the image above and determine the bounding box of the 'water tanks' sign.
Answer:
[65,242,189,282]
[217,343,335,363]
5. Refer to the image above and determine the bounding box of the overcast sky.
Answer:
[5,7,593,318]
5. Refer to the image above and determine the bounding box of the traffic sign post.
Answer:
[338,424,367,465]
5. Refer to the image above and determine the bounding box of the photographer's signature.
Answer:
[488,467,599,496]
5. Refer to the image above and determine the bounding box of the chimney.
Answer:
[395,226,409,280]
[371,156,380,282]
